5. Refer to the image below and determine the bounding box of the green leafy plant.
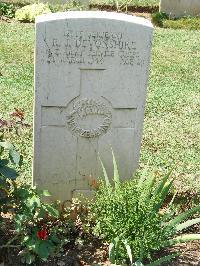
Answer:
[90,152,200,264]
[0,3,15,18]
[7,185,66,264]
[109,236,133,265]
[0,138,21,213]
[0,181,80,264]
[15,3,51,22]
[151,12,168,27]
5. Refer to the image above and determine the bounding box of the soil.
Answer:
[1,230,200,266]
[89,4,159,14]
[170,241,200,266]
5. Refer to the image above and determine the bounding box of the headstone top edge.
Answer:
[35,11,153,28]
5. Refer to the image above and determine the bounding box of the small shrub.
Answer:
[89,152,200,264]
[15,3,51,22]
[0,3,15,18]
[151,12,168,27]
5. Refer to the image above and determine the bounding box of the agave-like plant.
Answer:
[98,150,200,265]
[108,235,178,266]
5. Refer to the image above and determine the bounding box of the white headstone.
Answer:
[33,11,153,201]
[160,0,200,18]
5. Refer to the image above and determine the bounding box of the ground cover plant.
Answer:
[152,12,200,30]
[162,16,200,30]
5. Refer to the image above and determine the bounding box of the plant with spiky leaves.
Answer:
[90,150,200,265]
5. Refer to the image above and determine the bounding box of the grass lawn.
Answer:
[0,21,199,193]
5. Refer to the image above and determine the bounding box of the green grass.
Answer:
[142,28,200,193]
[0,21,200,193]
[0,21,34,180]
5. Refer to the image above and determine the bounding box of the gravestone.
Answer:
[33,11,153,201]
[160,0,200,18]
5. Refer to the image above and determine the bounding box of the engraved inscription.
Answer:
[45,29,139,66]
[66,98,112,138]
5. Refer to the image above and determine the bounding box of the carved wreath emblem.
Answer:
[66,98,112,138]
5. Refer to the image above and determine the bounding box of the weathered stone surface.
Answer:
[33,11,153,201]
[160,0,200,18]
